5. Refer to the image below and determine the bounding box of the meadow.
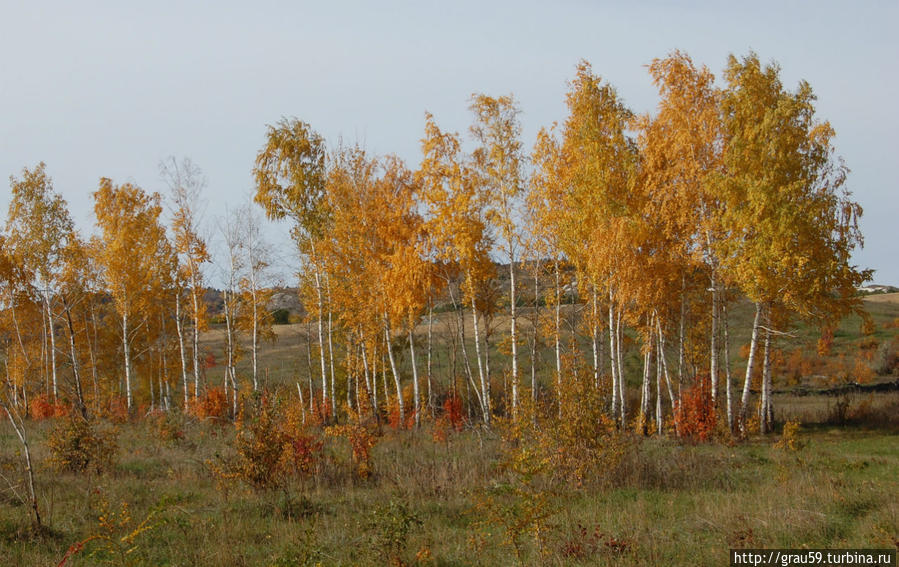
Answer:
[1,295,897,566]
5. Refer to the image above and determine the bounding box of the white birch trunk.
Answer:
[640,335,651,435]
[591,286,599,389]
[384,315,404,424]
[553,261,561,387]
[190,276,201,400]
[609,294,619,418]
[509,257,518,414]
[470,301,490,424]
[326,278,336,417]
[122,312,132,410]
[616,308,626,428]
[655,326,663,436]
[739,302,763,434]
[360,334,374,414]
[531,265,539,407]
[723,301,734,431]
[175,297,189,409]
[251,285,259,391]
[656,319,678,436]
[427,301,434,413]
[760,316,773,434]
[313,267,327,411]
[409,327,420,427]
[43,290,58,402]
[710,273,718,405]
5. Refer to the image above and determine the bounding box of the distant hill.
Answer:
[858,284,898,295]
[203,287,305,318]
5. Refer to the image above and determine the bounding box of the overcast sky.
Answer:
[2,1,896,284]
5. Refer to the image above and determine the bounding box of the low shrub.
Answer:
[46,417,118,474]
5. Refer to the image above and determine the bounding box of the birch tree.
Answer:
[92,179,172,410]
[718,52,870,433]
[6,163,75,402]
[419,113,495,424]
[253,118,331,411]
[469,94,525,414]
[161,157,209,403]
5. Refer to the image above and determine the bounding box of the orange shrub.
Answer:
[675,381,717,443]
[286,433,323,477]
[326,421,377,479]
[29,394,55,420]
[29,394,70,420]
[190,387,229,420]
[386,384,419,430]
[442,394,464,431]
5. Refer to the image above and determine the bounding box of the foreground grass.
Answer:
[1,410,897,566]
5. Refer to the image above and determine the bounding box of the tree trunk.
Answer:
[553,260,561,392]
[723,301,734,432]
[1,403,41,529]
[678,275,686,387]
[738,302,763,434]
[122,312,132,410]
[655,325,663,436]
[360,333,374,415]
[409,327,420,427]
[313,266,328,413]
[760,313,773,434]
[509,256,518,415]
[427,300,434,414]
[531,263,539,408]
[62,298,87,419]
[326,278,336,418]
[609,294,619,418]
[470,299,490,425]
[384,315,404,425]
[85,303,101,415]
[296,381,306,425]
[251,285,259,391]
[175,297,189,409]
[709,272,718,405]
[43,289,58,402]
[591,286,600,389]
[656,318,678,436]
[190,278,201,401]
[640,330,651,436]
[305,324,315,413]
[616,308,626,429]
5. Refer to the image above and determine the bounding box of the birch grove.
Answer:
[0,51,870,439]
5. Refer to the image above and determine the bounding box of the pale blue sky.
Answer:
[2,1,896,283]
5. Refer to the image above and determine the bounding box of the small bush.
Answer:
[368,499,422,566]
[272,309,290,325]
[774,419,805,451]
[190,387,229,420]
[675,381,717,442]
[225,394,290,490]
[326,418,377,480]
[29,394,69,420]
[210,393,324,491]
[46,417,118,474]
